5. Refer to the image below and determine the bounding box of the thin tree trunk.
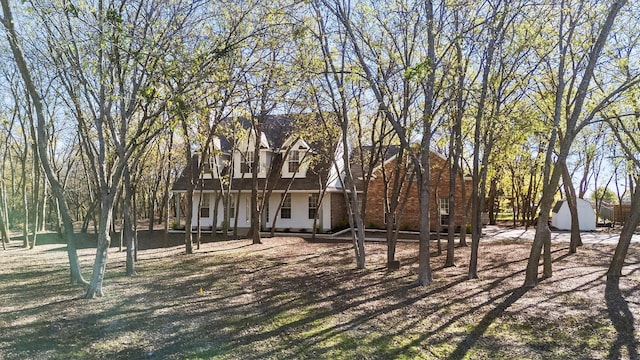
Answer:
[449,10,465,256]
[460,173,470,247]
[0,184,8,248]
[21,149,29,248]
[123,165,136,276]
[184,185,194,254]
[1,0,86,284]
[248,123,262,245]
[562,163,582,253]
[30,143,41,249]
[196,187,203,250]
[469,7,501,280]
[488,177,498,225]
[608,181,640,279]
[40,179,47,232]
[163,133,174,247]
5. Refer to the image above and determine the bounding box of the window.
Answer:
[241,151,256,174]
[288,150,300,173]
[199,194,210,218]
[281,194,291,219]
[308,193,319,219]
[440,198,450,226]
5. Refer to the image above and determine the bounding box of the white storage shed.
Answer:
[551,198,596,231]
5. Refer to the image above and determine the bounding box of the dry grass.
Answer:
[0,231,639,359]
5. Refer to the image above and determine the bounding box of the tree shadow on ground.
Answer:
[606,277,639,360]
[447,286,530,360]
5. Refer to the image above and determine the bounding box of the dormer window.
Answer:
[241,151,256,174]
[288,150,300,173]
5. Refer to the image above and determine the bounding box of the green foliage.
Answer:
[404,59,433,81]
[591,187,616,203]
[105,8,122,26]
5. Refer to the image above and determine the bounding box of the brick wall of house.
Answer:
[364,153,471,231]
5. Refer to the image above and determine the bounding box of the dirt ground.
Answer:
[0,229,639,359]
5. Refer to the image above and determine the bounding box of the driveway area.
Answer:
[483,225,640,244]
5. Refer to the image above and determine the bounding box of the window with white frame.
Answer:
[439,198,450,225]
[281,193,292,219]
[199,194,210,218]
[308,193,319,219]
[240,151,255,174]
[288,150,300,173]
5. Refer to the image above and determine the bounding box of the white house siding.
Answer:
[190,191,331,232]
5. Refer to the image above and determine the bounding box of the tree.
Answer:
[30,0,216,296]
[0,0,87,284]
[467,0,537,279]
[525,0,632,287]
[315,0,442,283]
[310,0,370,269]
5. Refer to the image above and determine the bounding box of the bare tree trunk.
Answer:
[1,0,86,284]
[608,180,640,279]
[435,189,442,257]
[86,196,115,298]
[0,183,8,248]
[469,6,502,280]
[40,179,47,232]
[196,187,203,250]
[460,174,470,247]
[488,177,498,225]
[383,148,408,269]
[414,0,436,286]
[123,165,136,276]
[562,163,582,253]
[30,143,41,249]
[339,138,366,269]
[212,190,221,237]
[21,146,29,248]
[248,122,262,245]
[417,151,432,285]
[163,133,174,247]
[449,11,465,254]
[184,185,194,254]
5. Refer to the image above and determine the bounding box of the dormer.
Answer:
[203,137,231,179]
[281,137,311,178]
[233,128,272,178]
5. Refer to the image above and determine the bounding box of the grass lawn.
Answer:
[0,231,638,359]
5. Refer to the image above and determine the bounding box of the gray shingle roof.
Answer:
[172,114,333,192]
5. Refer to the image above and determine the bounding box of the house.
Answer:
[363,148,472,231]
[551,198,596,231]
[171,115,349,233]
[172,115,471,234]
